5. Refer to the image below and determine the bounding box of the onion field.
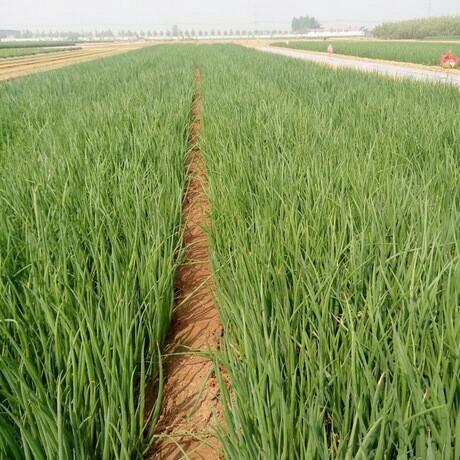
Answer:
[200,45,460,459]
[0,46,193,459]
[0,44,459,459]
[273,40,460,67]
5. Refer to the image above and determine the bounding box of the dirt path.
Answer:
[149,68,223,460]
[0,43,153,81]
[256,46,460,88]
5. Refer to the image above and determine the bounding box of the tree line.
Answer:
[374,16,460,39]
[1,28,292,40]
[3,15,325,41]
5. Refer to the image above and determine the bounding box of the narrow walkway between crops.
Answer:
[150,68,224,460]
[256,46,460,88]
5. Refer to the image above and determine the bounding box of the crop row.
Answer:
[199,45,460,459]
[0,46,194,459]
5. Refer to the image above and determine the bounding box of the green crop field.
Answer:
[1,44,459,459]
[0,46,194,459]
[273,40,460,66]
[200,45,460,459]
[0,47,78,58]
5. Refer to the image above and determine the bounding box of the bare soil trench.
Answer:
[148,68,224,460]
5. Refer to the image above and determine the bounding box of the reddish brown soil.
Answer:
[149,69,224,460]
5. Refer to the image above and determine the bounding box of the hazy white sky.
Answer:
[1,0,459,30]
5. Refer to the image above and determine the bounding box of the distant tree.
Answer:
[374,16,460,39]
[203,30,209,36]
[172,24,179,37]
[211,29,216,36]
[291,15,321,33]
[184,29,190,37]
[191,29,196,37]
[198,30,203,36]
[229,29,234,36]
[66,31,80,40]
[166,30,171,37]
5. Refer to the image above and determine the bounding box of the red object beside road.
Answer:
[440,51,460,68]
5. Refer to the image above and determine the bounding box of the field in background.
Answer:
[0,42,153,81]
[273,40,460,66]
[0,41,77,48]
[0,46,194,459]
[0,47,79,58]
[374,16,460,40]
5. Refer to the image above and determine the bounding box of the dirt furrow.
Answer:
[149,68,223,460]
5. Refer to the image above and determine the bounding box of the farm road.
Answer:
[256,46,460,88]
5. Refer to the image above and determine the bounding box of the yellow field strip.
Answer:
[0,43,154,81]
